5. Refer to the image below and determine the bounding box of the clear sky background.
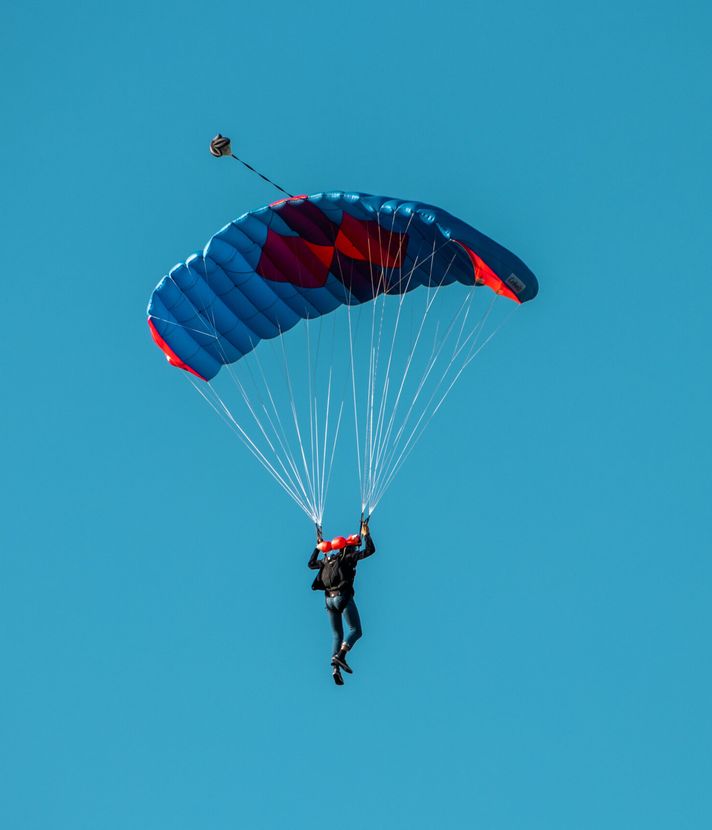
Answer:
[2,1,711,828]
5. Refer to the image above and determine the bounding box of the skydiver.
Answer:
[308,520,375,685]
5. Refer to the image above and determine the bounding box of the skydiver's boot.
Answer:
[332,665,344,686]
[331,643,353,674]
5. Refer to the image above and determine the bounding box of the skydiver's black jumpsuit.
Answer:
[308,534,376,657]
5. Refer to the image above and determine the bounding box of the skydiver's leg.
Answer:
[325,596,346,685]
[342,598,362,649]
[325,596,344,658]
[332,598,362,673]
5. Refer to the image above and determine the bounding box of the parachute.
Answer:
[147,190,538,524]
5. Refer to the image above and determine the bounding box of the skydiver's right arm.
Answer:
[308,548,322,569]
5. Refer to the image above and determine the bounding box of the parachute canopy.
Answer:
[146,190,538,523]
[147,192,538,381]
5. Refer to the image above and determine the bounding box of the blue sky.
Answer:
[2,1,711,828]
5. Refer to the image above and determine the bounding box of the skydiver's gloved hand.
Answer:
[361,520,370,536]
[316,524,324,543]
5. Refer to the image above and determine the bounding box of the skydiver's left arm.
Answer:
[357,534,376,560]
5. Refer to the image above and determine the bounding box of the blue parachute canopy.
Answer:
[147,191,538,380]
